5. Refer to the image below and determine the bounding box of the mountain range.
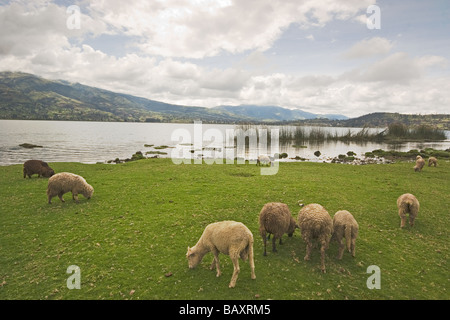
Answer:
[0,71,346,123]
[0,72,448,129]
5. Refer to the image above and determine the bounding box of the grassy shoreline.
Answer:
[0,159,448,300]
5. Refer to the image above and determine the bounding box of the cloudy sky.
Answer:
[1,0,449,117]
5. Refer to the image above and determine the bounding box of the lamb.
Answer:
[23,160,55,178]
[47,172,94,204]
[256,155,271,166]
[186,220,256,288]
[258,202,297,256]
[414,155,425,172]
[397,193,420,228]
[332,210,359,260]
[297,203,333,273]
[428,157,438,167]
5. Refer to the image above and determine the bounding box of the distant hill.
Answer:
[342,112,450,130]
[0,71,249,123]
[214,105,348,121]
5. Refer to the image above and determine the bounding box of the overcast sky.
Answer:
[1,0,449,117]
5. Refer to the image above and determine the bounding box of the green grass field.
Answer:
[0,159,448,300]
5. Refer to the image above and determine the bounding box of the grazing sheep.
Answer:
[397,193,420,228]
[47,172,94,204]
[414,155,425,172]
[428,157,437,167]
[256,155,271,166]
[332,210,359,259]
[23,160,55,178]
[186,220,256,288]
[297,203,333,273]
[258,202,297,255]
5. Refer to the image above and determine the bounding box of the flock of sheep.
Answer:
[186,155,437,288]
[22,154,437,289]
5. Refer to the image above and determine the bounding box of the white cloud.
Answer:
[84,0,373,58]
[342,37,394,59]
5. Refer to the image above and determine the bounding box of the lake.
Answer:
[1,120,449,166]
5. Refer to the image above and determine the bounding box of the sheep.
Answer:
[397,193,420,228]
[256,155,271,166]
[47,172,94,204]
[332,210,359,260]
[186,220,256,288]
[23,160,55,178]
[297,203,333,273]
[428,157,437,167]
[258,202,297,256]
[414,155,425,172]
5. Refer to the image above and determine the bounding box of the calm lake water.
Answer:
[0,120,449,166]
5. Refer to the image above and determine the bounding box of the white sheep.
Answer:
[332,210,359,259]
[186,220,256,288]
[256,155,272,166]
[397,193,420,228]
[414,155,425,172]
[47,172,94,204]
[428,157,437,167]
[258,202,297,255]
[297,203,333,273]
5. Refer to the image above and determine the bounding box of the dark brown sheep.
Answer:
[259,202,297,256]
[23,160,55,178]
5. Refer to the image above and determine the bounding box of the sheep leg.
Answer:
[399,211,407,228]
[248,243,256,280]
[337,238,344,260]
[72,192,79,203]
[409,215,415,227]
[303,232,312,261]
[58,192,65,203]
[320,242,326,273]
[228,254,240,288]
[210,250,221,277]
[351,238,356,257]
[261,231,267,256]
[271,236,277,253]
[48,194,53,204]
[304,241,312,261]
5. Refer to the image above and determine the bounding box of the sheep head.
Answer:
[42,168,55,178]
[83,185,94,199]
[186,246,202,269]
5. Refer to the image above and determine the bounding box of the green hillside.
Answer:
[0,72,247,123]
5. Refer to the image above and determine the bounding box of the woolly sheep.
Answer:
[258,202,297,256]
[186,220,256,288]
[23,160,55,178]
[397,193,420,228]
[332,210,359,259]
[47,172,94,204]
[414,155,425,172]
[428,157,437,167]
[297,203,333,273]
[256,155,271,166]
